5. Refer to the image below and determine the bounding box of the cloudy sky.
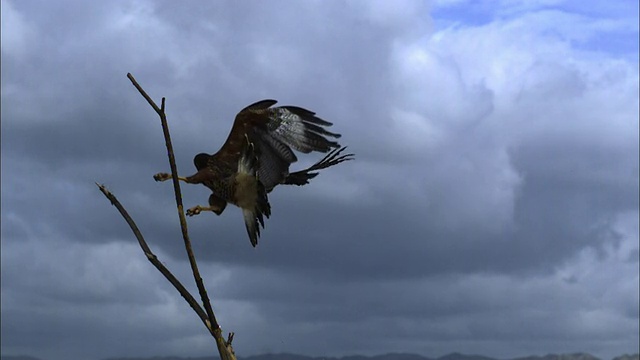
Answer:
[1,1,638,360]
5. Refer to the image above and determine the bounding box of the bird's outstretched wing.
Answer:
[262,104,343,189]
[212,99,343,192]
[265,105,341,154]
[212,99,278,166]
[256,104,343,191]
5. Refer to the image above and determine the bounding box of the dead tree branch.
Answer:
[97,73,236,359]
[125,73,219,329]
[96,183,210,329]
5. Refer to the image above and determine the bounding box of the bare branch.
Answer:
[96,183,212,334]
[126,72,162,114]
[117,73,236,359]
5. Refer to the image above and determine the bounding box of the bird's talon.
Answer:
[153,173,172,182]
[186,206,202,216]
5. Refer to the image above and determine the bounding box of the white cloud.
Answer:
[379,4,638,233]
[0,0,34,59]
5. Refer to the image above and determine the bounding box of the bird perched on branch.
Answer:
[154,99,353,247]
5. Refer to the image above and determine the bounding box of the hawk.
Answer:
[154,99,353,246]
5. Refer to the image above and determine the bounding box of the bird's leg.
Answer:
[186,195,227,217]
[186,205,217,216]
[153,173,189,182]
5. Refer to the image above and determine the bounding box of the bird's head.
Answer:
[193,153,210,171]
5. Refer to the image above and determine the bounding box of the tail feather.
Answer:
[243,181,271,247]
[238,135,272,247]
[284,146,354,186]
[243,208,260,247]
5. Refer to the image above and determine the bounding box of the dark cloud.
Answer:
[1,1,638,360]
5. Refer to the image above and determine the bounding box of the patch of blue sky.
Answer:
[431,1,496,27]
[431,0,638,60]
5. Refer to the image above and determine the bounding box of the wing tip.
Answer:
[240,99,279,113]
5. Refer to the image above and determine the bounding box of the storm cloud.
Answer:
[1,1,638,360]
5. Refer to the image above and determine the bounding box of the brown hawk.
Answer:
[154,99,353,246]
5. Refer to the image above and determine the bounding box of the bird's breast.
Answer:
[233,173,258,209]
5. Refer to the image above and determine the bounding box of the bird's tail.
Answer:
[242,183,270,247]
[284,146,354,186]
[269,106,342,154]
[238,136,272,247]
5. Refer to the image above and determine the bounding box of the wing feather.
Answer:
[268,107,340,153]
[212,100,343,192]
[213,100,278,163]
[280,106,333,126]
[253,131,292,191]
[239,99,278,113]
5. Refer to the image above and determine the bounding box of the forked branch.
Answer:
[97,73,236,359]
[96,183,210,329]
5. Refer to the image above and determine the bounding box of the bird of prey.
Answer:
[154,99,353,246]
